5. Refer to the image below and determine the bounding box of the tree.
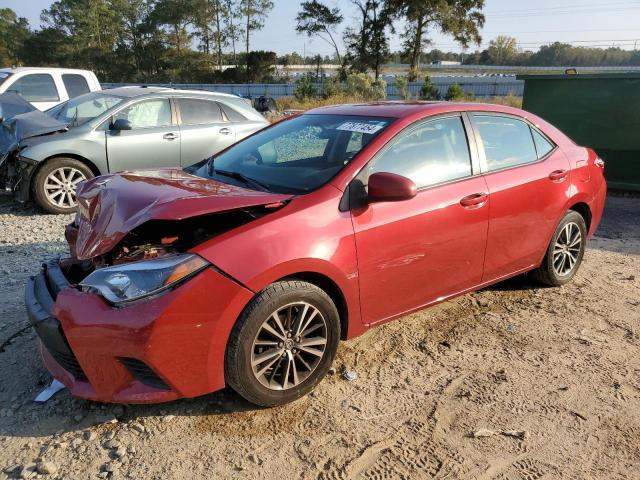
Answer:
[344,0,392,79]
[295,1,343,65]
[420,74,439,100]
[0,8,31,66]
[152,0,194,53]
[445,83,471,101]
[487,35,518,65]
[239,0,273,69]
[223,0,241,66]
[387,0,485,81]
[246,50,276,82]
[395,75,410,100]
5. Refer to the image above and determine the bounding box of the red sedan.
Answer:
[26,102,606,406]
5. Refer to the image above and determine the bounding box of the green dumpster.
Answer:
[518,72,640,191]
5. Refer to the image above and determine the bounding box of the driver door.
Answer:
[106,98,181,172]
[351,115,490,325]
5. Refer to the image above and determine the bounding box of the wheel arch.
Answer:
[278,271,350,340]
[568,201,592,232]
[29,154,101,197]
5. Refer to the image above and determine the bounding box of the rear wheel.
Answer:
[532,210,586,286]
[225,280,340,407]
[32,158,93,214]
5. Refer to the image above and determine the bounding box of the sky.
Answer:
[4,0,640,56]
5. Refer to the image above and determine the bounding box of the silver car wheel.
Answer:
[251,301,328,391]
[44,167,86,209]
[553,222,582,276]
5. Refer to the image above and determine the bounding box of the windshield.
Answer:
[190,114,392,194]
[0,72,12,87]
[47,92,124,126]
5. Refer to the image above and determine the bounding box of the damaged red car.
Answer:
[26,102,606,406]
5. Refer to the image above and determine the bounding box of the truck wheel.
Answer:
[225,280,340,407]
[32,158,94,214]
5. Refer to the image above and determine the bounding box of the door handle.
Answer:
[219,127,232,135]
[548,169,568,182]
[460,193,488,208]
[163,132,179,140]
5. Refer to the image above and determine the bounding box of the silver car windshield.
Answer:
[0,72,12,87]
[47,92,124,126]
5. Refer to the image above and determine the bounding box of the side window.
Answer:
[113,99,172,129]
[473,115,537,171]
[219,102,246,121]
[178,98,224,125]
[368,116,472,188]
[62,74,90,98]
[531,127,555,159]
[8,74,59,102]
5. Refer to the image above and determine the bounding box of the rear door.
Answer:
[469,113,571,282]
[351,114,490,325]
[105,98,181,172]
[176,97,237,166]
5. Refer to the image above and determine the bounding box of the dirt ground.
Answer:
[0,194,638,480]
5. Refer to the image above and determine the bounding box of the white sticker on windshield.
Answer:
[336,121,385,134]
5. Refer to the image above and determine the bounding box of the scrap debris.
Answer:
[470,428,529,440]
[34,379,65,402]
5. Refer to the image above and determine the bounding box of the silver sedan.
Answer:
[18,86,269,213]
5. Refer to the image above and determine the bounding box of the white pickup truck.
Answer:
[0,67,101,111]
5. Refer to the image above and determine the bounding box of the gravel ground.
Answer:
[0,194,638,480]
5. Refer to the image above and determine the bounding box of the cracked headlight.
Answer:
[80,254,209,304]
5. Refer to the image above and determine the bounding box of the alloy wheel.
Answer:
[553,222,582,276]
[251,302,328,390]
[44,167,86,209]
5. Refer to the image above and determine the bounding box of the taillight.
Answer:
[594,158,605,168]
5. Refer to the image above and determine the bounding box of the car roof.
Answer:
[101,86,244,100]
[0,67,94,75]
[305,101,525,119]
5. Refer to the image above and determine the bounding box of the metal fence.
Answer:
[102,78,524,100]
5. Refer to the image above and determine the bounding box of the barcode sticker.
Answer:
[336,121,385,134]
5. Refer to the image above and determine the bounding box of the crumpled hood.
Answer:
[74,168,292,260]
[0,92,68,163]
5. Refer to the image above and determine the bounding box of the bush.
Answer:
[395,76,411,100]
[294,73,318,101]
[344,73,386,101]
[420,75,440,100]
[321,76,342,99]
[445,83,473,101]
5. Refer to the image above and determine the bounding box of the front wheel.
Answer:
[32,158,94,214]
[532,210,587,286]
[225,280,340,407]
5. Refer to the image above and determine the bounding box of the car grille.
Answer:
[119,357,170,390]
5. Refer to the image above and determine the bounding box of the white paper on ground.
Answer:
[34,379,66,402]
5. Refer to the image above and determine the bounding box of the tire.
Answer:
[532,210,587,286]
[32,158,94,214]
[225,280,341,407]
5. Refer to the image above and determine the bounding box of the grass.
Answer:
[275,93,523,112]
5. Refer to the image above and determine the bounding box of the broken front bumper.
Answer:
[0,154,36,202]
[26,258,254,403]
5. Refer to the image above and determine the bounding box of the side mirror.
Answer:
[110,118,132,131]
[367,172,417,203]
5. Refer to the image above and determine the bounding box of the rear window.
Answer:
[62,74,90,98]
[531,128,555,159]
[178,98,224,124]
[8,74,59,102]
